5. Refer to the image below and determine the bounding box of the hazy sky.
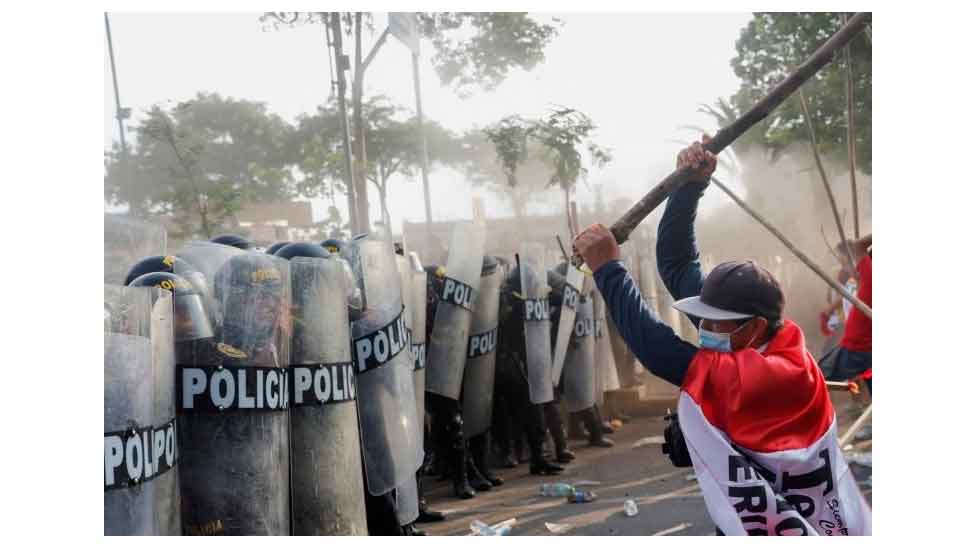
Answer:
[104,12,754,230]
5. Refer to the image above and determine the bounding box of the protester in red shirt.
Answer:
[819,236,872,393]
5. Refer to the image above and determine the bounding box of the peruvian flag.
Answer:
[679,320,872,536]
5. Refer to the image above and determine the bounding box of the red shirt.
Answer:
[841,255,872,352]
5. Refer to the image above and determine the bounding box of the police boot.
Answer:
[567,411,588,440]
[471,435,504,486]
[583,407,614,447]
[416,476,445,523]
[452,447,476,499]
[402,523,427,536]
[593,403,615,434]
[550,422,576,463]
[466,454,493,492]
[529,441,565,476]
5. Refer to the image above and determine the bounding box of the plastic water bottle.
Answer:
[539,482,574,497]
[624,499,639,517]
[566,489,597,503]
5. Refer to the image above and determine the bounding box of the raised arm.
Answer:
[575,224,697,387]
[656,134,718,326]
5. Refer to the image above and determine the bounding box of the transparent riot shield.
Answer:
[105,214,167,285]
[551,265,584,385]
[347,236,424,496]
[395,475,420,527]
[177,253,292,535]
[461,267,502,438]
[104,285,180,535]
[563,297,596,413]
[288,256,367,535]
[520,242,553,404]
[425,221,486,400]
[592,290,620,407]
[176,240,245,297]
[408,252,427,440]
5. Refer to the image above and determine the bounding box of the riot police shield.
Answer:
[562,295,596,413]
[550,265,584,385]
[408,253,427,435]
[425,221,486,400]
[105,214,167,285]
[592,290,620,406]
[176,240,245,297]
[519,242,553,404]
[395,475,420,526]
[176,253,292,535]
[346,236,424,496]
[288,256,367,535]
[104,285,180,535]
[461,263,502,439]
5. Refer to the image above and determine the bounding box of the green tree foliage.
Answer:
[416,13,561,96]
[483,108,611,232]
[104,93,295,238]
[291,95,462,221]
[728,12,871,173]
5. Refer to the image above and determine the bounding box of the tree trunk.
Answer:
[351,13,370,232]
[564,186,573,238]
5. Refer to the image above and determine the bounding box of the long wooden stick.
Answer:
[798,88,859,279]
[606,13,870,247]
[842,13,860,239]
[709,176,872,319]
[839,403,872,448]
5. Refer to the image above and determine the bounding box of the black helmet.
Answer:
[265,241,291,255]
[124,254,208,297]
[128,272,214,342]
[276,241,331,260]
[321,238,345,255]
[481,255,499,276]
[211,234,253,250]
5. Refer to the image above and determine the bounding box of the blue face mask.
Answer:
[698,320,752,353]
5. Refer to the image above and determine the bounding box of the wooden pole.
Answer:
[709,176,871,319]
[842,13,861,239]
[606,12,870,247]
[798,88,859,278]
[839,404,872,448]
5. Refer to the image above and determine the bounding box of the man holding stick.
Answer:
[573,136,871,536]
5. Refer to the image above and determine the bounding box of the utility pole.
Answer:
[105,13,128,158]
[325,12,359,234]
[411,52,434,257]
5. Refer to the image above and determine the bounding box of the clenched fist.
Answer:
[677,133,717,182]
[573,223,620,274]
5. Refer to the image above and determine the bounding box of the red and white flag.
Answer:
[679,320,872,536]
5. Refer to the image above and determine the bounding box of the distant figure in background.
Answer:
[818,236,872,394]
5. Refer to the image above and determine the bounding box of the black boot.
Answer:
[416,475,445,523]
[544,401,576,463]
[402,523,427,535]
[582,407,614,447]
[471,434,504,486]
[453,445,476,499]
[567,411,588,440]
[593,403,615,433]
[466,454,493,492]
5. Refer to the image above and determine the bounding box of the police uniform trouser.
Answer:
[494,364,547,462]
[428,392,465,473]
[361,467,403,535]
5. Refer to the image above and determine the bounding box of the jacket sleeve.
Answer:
[656,180,709,326]
[594,260,698,387]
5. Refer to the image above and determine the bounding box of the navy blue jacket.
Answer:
[593,180,711,387]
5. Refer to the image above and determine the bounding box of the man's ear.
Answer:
[749,317,769,347]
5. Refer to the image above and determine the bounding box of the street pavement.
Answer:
[421,396,872,536]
